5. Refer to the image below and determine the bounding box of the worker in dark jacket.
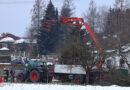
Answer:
[10,69,15,82]
[3,68,9,82]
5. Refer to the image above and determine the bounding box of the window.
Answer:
[2,43,8,47]
[107,60,112,65]
[107,60,112,68]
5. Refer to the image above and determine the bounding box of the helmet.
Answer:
[4,68,7,70]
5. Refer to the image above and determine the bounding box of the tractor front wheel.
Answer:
[29,70,40,82]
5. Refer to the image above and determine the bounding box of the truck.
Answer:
[42,17,106,84]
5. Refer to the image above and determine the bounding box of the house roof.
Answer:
[14,38,36,44]
[0,37,15,42]
[0,33,36,44]
[122,43,130,52]
[0,47,9,51]
[0,33,21,40]
[15,39,25,44]
[123,47,130,52]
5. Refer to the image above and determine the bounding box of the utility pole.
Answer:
[37,0,40,31]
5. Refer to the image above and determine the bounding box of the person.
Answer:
[0,77,3,83]
[2,68,9,82]
[10,69,15,82]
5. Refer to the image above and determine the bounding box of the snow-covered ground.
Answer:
[0,83,130,90]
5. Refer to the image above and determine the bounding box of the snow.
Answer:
[86,42,91,45]
[122,43,130,49]
[114,56,121,67]
[54,64,86,74]
[0,83,130,90]
[0,37,15,42]
[122,43,130,52]
[123,47,130,52]
[113,35,117,38]
[0,63,11,65]
[105,50,115,53]
[102,36,107,39]
[14,38,36,44]
[31,59,41,61]
[0,47,9,51]
[15,39,25,44]
[46,62,53,65]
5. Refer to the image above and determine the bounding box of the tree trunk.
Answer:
[86,70,90,84]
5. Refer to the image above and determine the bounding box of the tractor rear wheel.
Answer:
[29,70,40,82]
[17,73,25,82]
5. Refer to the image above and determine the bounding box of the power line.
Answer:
[0,1,34,5]
[0,0,65,5]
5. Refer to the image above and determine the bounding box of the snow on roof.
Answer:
[86,42,91,45]
[15,39,36,44]
[123,46,130,52]
[113,34,117,38]
[102,36,107,39]
[93,50,115,53]
[122,43,130,52]
[15,39,25,44]
[0,37,15,42]
[106,57,113,60]
[105,50,115,53]
[0,47,9,51]
[122,43,130,49]
[0,63,11,65]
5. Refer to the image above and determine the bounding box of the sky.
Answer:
[0,0,115,37]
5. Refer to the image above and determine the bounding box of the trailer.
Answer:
[50,64,103,84]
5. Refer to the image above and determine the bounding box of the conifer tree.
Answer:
[37,0,60,55]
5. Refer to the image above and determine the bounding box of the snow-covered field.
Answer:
[0,83,130,90]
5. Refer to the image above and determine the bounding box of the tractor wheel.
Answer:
[17,73,25,82]
[73,75,84,84]
[29,70,40,82]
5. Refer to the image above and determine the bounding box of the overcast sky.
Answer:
[0,0,115,37]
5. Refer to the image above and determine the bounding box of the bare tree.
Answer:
[60,0,75,17]
[97,6,108,33]
[28,0,46,41]
[104,1,130,69]
[114,0,129,10]
[31,0,46,32]
[26,0,46,58]
[60,29,100,84]
[114,0,130,70]
[84,0,98,33]
[59,0,75,45]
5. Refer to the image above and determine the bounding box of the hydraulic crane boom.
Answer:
[59,17,105,68]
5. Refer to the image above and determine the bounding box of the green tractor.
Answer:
[17,60,53,83]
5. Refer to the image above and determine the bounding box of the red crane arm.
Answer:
[59,17,105,68]
[83,22,104,57]
[59,17,84,27]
